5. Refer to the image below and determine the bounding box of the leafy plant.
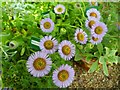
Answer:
[1,2,119,89]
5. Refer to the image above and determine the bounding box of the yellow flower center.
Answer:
[90,12,97,18]
[58,70,69,82]
[57,7,63,12]
[92,37,99,41]
[91,2,96,5]
[77,33,84,41]
[44,40,54,50]
[95,26,103,34]
[33,58,46,70]
[43,22,51,29]
[88,20,95,28]
[62,45,71,55]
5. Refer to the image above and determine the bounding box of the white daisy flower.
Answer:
[39,36,58,54]
[85,17,99,29]
[26,51,52,77]
[91,22,108,38]
[90,36,103,45]
[58,40,75,60]
[74,28,88,44]
[89,0,98,6]
[40,18,54,33]
[86,8,101,20]
[54,4,65,14]
[52,64,75,88]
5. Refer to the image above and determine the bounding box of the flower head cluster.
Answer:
[27,4,75,88]
[26,3,109,88]
[86,8,108,45]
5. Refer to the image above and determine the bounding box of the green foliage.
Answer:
[74,48,82,61]
[99,47,118,65]
[103,59,109,76]
[88,60,98,73]
[97,43,103,55]
[99,47,118,76]
[1,2,119,88]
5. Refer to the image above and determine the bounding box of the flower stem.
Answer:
[0,46,8,58]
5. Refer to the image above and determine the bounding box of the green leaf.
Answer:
[2,12,9,21]
[50,11,56,22]
[105,47,110,55]
[88,60,98,73]
[86,54,93,62]
[109,50,117,56]
[103,60,109,76]
[97,43,103,55]
[107,56,118,65]
[84,45,91,52]
[15,20,23,28]
[94,51,100,57]
[99,56,104,64]
[76,44,83,50]
[74,49,82,61]
[30,37,40,50]
[20,47,25,56]
[17,60,26,64]
[118,57,120,63]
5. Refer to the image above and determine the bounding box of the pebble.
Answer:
[69,63,120,88]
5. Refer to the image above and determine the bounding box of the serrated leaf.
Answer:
[107,56,118,65]
[103,60,109,76]
[97,43,103,55]
[109,50,117,56]
[88,60,98,73]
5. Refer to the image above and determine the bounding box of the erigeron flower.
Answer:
[85,17,99,29]
[90,36,103,45]
[40,18,54,33]
[86,8,101,20]
[54,4,65,14]
[26,51,52,77]
[58,40,75,60]
[89,0,98,6]
[52,64,75,88]
[74,28,88,44]
[39,36,58,54]
[91,22,108,38]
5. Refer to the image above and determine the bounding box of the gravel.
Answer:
[69,61,120,89]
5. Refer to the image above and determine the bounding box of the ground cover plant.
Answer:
[1,1,119,89]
